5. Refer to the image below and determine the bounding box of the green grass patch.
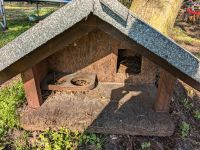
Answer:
[0,20,34,48]
[14,129,104,150]
[0,82,25,149]
[180,121,190,138]
[171,27,200,45]
[181,98,194,110]
[195,53,200,60]
[31,129,104,150]
[141,141,151,149]
[193,110,200,120]
[0,7,57,48]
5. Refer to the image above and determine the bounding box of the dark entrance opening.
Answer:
[117,49,142,74]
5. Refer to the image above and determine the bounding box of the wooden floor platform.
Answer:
[20,83,174,136]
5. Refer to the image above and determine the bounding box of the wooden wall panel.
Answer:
[47,29,158,85]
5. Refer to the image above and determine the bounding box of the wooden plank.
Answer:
[153,70,176,112]
[21,60,48,108]
[22,67,43,109]
[21,84,175,136]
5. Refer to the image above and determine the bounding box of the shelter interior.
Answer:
[22,28,161,108]
[21,17,175,136]
[20,16,176,136]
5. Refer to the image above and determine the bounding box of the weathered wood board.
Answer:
[47,29,158,85]
[21,83,174,136]
[154,70,176,112]
[21,60,48,108]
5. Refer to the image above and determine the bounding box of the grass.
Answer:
[171,27,200,46]
[195,53,200,60]
[193,110,200,120]
[181,98,194,110]
[180,121,190,138]
[14,129,104,150]
[0,6,57,48]
[0,81,25,149]
[141,141,151,149]
[0,20,33,48]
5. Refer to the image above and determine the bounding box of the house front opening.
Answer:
[117,49,142,74]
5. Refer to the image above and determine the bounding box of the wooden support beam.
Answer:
[22,67,43,109]
[21,60,48,109]
[154,70,176,112]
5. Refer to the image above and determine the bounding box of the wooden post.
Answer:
[154,70,176,112]
[22,60,48,109]
[22,67,43,109]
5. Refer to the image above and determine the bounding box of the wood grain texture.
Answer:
[22,68,43,109]
[47,29,158,85]
[21,60,48,108]
[154,70,176,112]
[21,83,174,136]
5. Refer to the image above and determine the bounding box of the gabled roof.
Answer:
[0,0,200,91]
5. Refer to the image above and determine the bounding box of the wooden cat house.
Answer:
[0,0,200,136]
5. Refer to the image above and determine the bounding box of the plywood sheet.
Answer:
[21,83,174,136]
[47,29,158,85]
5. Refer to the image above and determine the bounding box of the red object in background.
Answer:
[187,8,200,15]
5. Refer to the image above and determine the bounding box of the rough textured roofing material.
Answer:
[0,0,200,86]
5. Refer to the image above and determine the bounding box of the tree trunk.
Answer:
[130,0,183,35]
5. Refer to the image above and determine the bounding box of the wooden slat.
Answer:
[153,70,176,112]
[21,60,48,108]
[22,67,43,109]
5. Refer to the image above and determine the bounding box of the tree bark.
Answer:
[130,0,183,35]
